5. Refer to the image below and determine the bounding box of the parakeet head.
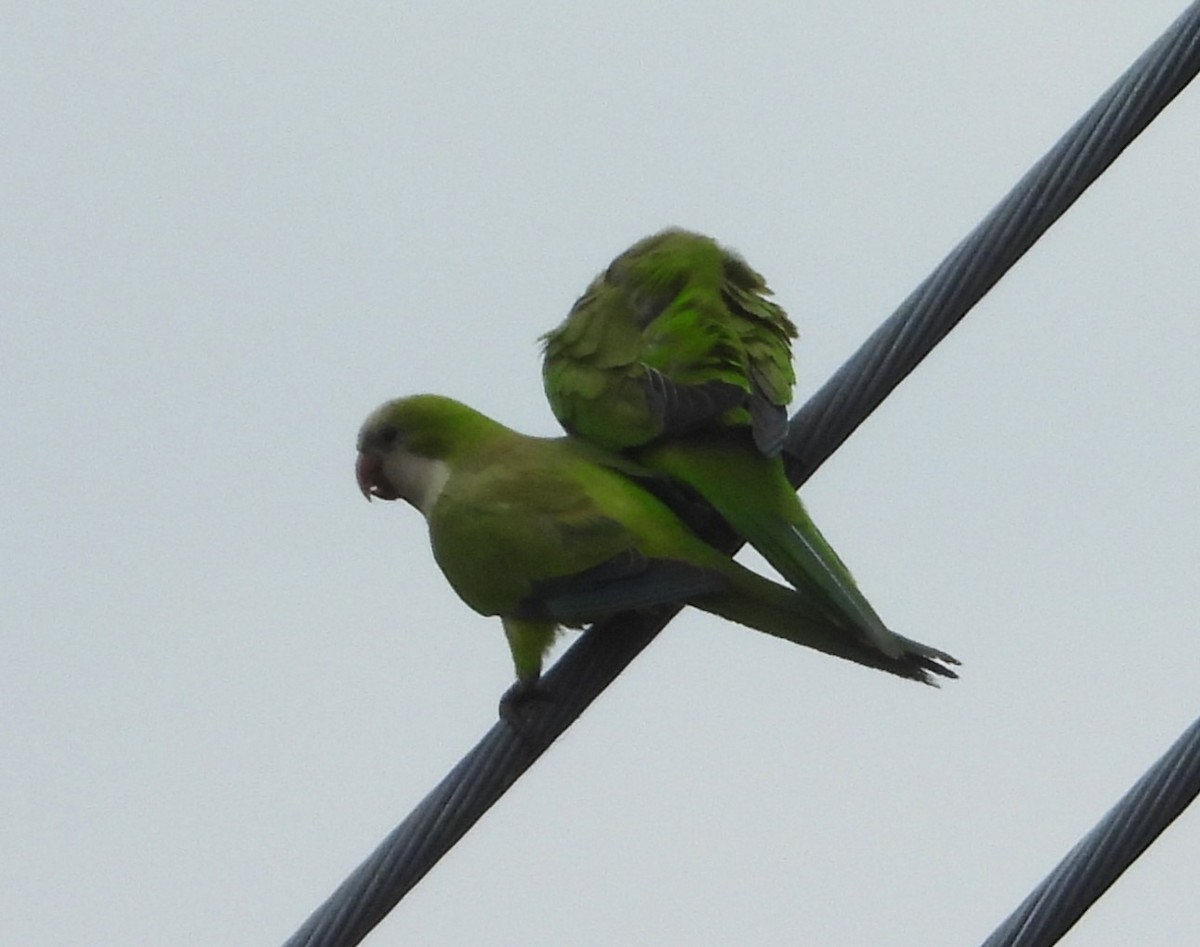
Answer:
[355,395,488,514]
[355,400,410,502]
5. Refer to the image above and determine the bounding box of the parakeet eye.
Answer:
[375,423,401,447]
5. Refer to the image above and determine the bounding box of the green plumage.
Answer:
[542,229,797,455]
[356,395,956,697]
[542,229,943,665]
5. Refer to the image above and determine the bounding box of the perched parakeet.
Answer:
[542,229,796,456]
[541,229,922,664]
[355,395,956,701]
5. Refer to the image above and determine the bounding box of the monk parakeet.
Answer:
[540,229,925,665]
[355,395,956,701]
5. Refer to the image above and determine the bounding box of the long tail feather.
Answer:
[696,568,958,684]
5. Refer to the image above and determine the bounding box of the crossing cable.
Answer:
[283,5,1200,945]
[981,715,1200,946]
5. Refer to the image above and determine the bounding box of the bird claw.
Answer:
[498,679,555,735]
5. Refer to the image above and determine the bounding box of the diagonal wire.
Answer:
[980,715,1200,947]
[284,5,1200,945]
[785,1,1200,483]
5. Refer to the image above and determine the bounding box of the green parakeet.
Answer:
[355,395,956,700]
[542,229,797,455]
[541,229,927,664]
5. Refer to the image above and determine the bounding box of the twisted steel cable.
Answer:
[786,2,1200,482]
[980,715,1200,947]
[285,5,1200,945]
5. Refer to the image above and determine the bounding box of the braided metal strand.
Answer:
[981,716,1200,947]
[786,1,1200,480]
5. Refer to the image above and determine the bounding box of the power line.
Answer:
[981,715,1200,947]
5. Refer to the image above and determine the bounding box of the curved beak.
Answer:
[356,451,385,501]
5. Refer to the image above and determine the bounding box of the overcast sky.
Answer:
[4,3,1200,945]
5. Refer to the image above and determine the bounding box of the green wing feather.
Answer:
[636,430,905,659]
[541,229,797,454]
[427,439,633,619]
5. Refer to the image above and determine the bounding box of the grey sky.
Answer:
[4,3,1199,944]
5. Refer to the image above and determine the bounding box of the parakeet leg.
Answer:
[503,618,558,686]
[498,618,560,727]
